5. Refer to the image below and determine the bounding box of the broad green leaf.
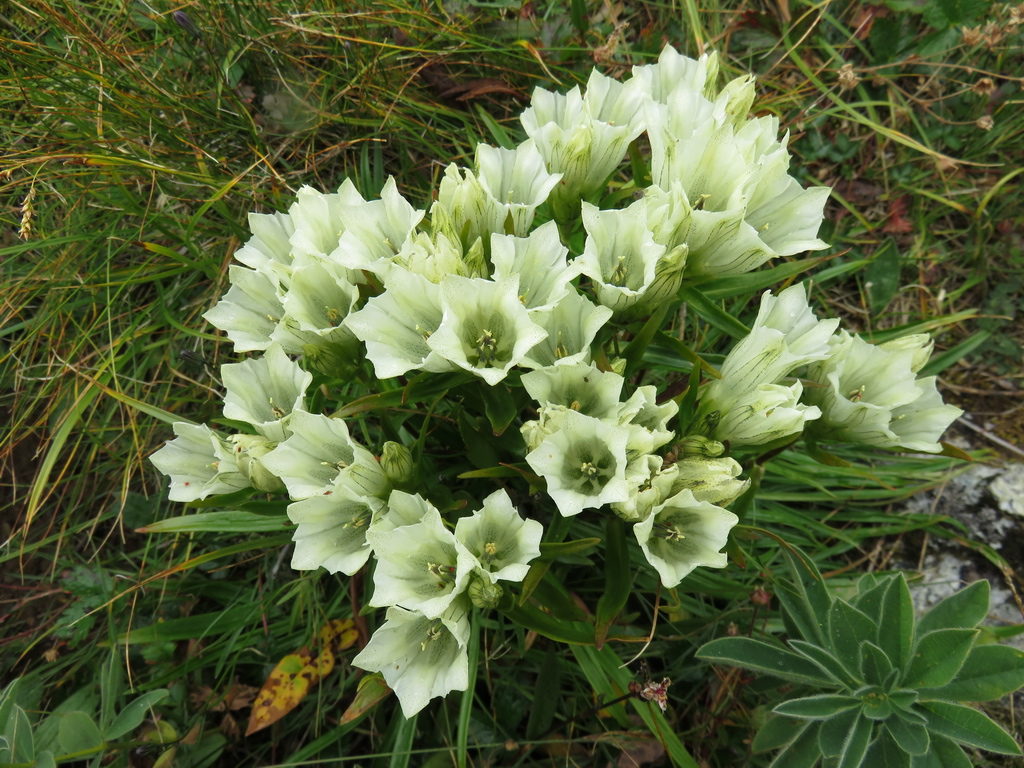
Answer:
[886,717,930,756]
[106,689,170,740]
[34,749,57,768]
[697,637,837,686]
[908,734,972,768]
[458,412,501,469]
[919,644,1024,702]
[789,640,860,688]
[752,715,806,753]
[904,629,978,689]
[138,510,291,534]
[828,599,876,680]
[57,711,103,755]
[6,704,34,763]
[594,517,631,649]
[878,576,915,673]
[527,573,588,622]
[339,674,391,726]
[837,713,873,768]
[774,694,861,720]
[852,574,896,621]
[767,720,821,768]
[919,700,1022,755]
[479,382,519,436]
[917,581,990,635]
[859,641,894,687]
[677,285,750,339]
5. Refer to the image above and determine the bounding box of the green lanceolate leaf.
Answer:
[908,734,972,768]
[788,639,860,689]
[878,575,915,673]
[752,715,807,753]
[777,546,831,647]
[859,640,895,687]
[138,510,291,533]
[865,729,913,768]
[767,721,821,768]
[773,693,861,720]
[594,516,631,649]
[886,716,930,756]
[828,599,877,680]
[697,637,837,686]
[919,644,1024,702]
[536,538,602,561]
[904,629,979,689]
[837,713,874,768]
[851,573,895,620]
[918,700,1022,755]
[106,689,170,740]
[916,581,990,635]
[696,256,829,300]
[677,285,750,339]
[819,708,859,757]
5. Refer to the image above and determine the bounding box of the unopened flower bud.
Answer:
[467,575,503,609]
[674,435,725,459]
[380,442,416,488]
[230,434,285,493]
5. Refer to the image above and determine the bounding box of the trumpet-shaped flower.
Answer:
[522,362,625,420]
[259,411,387,499]
[150,422,250,502]
[279,258,360,347]
[578,201,686,316]
[203,266,284,352]
[233,210,295,288]
[366,508,478,619]
[369,490,437,535]
[288,484,386,575]
[343,267,451,378]
[228,434,284,493]
[669,456,749,507]
[352,602,470,718]
[804,331,962,453]
[454,490,543,584]
[634,488,738,587]
[631,47,719,104]
[522,290,612,369]
[426,275,548,385]
[221,344,311,443]
[331,176,425,273]
[287,180,365,271]
[525,410,632,516]
[489,222,581,311]
[712,381,822,447]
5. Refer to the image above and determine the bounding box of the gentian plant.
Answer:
[146,44,1015,761]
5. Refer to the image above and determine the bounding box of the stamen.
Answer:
[579,461,598,477]
[475,329,498,365]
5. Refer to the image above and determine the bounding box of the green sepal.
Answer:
[696,637,837,686]
[917,581,990,635]
[904,629,978,689]
[919,644,1024,702]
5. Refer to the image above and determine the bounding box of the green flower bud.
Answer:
[381,442,416,488]
[467,575,503,609]
[230,434,285,493]
[675,435,725,459]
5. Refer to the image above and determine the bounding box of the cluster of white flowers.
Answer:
[150,45,962,718]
